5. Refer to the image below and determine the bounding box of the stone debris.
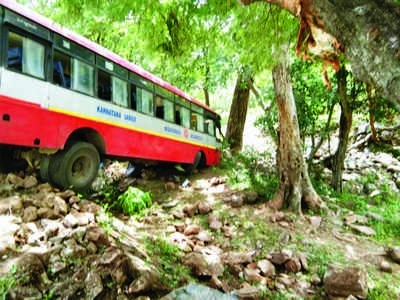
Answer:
[324,267,368,299]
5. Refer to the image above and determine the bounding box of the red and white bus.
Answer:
[0,0,221,191]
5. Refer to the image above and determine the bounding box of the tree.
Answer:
[240,0,400,110]
[269,47,323,212]
[225,73,253,152]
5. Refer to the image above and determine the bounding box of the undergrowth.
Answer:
[312,171,400,244]
[219,144,278,201]
[145,237,193,289]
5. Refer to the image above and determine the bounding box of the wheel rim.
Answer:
[70,155,91,181]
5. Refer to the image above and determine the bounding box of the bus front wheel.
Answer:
[49,142,100,192]
[184,152,202,174]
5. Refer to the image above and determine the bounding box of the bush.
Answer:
[112,187,152,216]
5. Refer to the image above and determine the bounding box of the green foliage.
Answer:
[0,265,20,299]
[145,237,192,289]
[113,187,152,216]
[366,273,399,300]
[219,144,278,200]
[291,58,338,140]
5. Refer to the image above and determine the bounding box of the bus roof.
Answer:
[0,0,218,115]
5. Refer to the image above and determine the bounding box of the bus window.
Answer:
[98,69,111,101]
[71,59,94,96]
[180,107,190,128]
[175,106,182,125]
[8,32,45,79]
[156,96,164,119]
[164,100,174,122]
[112,77,128,107]
[53,50,71,88]
[206,119,215,136]
[191,112,204,132]
[130,84,137,110]
[137,88,154,115]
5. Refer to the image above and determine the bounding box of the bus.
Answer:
[0,0,221,191]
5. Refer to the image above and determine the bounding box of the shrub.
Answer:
[113,187,152,216]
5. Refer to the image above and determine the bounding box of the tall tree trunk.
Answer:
[269,51,322,213]
[203,87,210,107]
[225,74,252,153]
[367,84,378,142]
[332,66,353,192]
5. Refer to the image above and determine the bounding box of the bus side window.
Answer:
[53,50,71,88]
[71,59,94,96]
[98,69,111,101]
[164,100,174,122]
[180,107,190,128]
[112,76,128,107]
[156,96,164,119]
[206,119,215,136]
[175,106,182,125]
[137,87,154,115]
[130,84,137,110]
[191,112,204,132]
[8,32,45,79]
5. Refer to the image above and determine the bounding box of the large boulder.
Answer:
[0,196,23,214]
[161,283,237,300]
[324,267,368,299]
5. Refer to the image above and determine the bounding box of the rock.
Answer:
[267,212,286,223]
[235,285,261,299]
[62,239,87,259]
[209,214,222,231]
[324,267,368,299]
[380,260,392,273]
[386,246,400,264]
[270,252,290,265]
[87,241,97,254]
[244,191,258,204]
[243,267,262,283]
[23,175,38,189]
[184,224,201,236]
[309,216,322,228]
[198,202,213,215]
[165,182,176,191]
[183,204,198,217]
[15,253,46,283]
[209,177,226,186]
[183,249,224,278]
[173,211,185,219]
[40,219,61,240]
[311,274,321,285]
[53,196,68,216]
[63,213,79,228]
[85,271,103,300]
[127,253,169,293]
[86,225,110,246]
[196,231,213,243]
[23,206,38,222]
[6,174,23,185]
[257,259,275,276]
[99,246,123,265]
[7,286,42,300]
[168,232,194,252]
[298,253,309,272]
[231,195,244,208]
[0,196,23,214]
[366,212,384,222]
[285,257,302,273]
[163,200,179,209]
[161,283,236,300]
[349,225,376,236]
[0,216,20,255]
[222,251,252,265]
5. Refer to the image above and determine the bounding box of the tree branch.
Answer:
[238,0,300,16]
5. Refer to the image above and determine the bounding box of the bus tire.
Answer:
[49,142,100,192]
[184,152,202,175]
[40,156,50,182]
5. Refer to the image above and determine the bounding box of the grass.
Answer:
[145,237,193,289]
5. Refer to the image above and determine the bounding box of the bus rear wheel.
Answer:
[49,142,100,192]
[184,152,202,175]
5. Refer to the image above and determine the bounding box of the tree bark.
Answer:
[332,66,353,192]
[239,0,400,109]
[367,84,378,142]
[269,50,322,213]
[203,86,210,107]
[225,74,252,153]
